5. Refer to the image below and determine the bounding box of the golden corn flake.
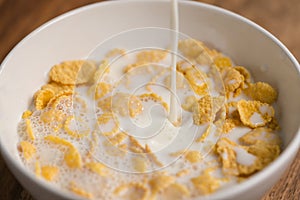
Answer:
[22,110,32,119]
[129,136,145,153]
[182,95,197,112]
[97,112,119,136]
[222,67,244,93]
[111,93,143,118]
[237,100,274,128]
[247,140,280,168]
[164,72,186,90]
[139,93,169,112]
[44,135,73,148]
[34,89,55,110]
[185,151,202,163]
[214,56,232,71]
[222,118,241,133]
[239,127,281,146]
[185,68,208,96]
[196,125,211,142]
[35,161,41,177]
[244,82,277,104]
[47,90,73,108]
[136,50,167,64]
[41,165,59,181]
[64,116,90,138]
[19,141,36,160]
[108,132,127,145]
[178,39,205,59]
[192,95,224,125]
[25,119,35,140]
[176,169,190,177]
[106,48,126,58]
[64,147,82,169]
[93,59,110,83]
[176,60,193,74]
[234,66,251,84]
[94,82,112,100]
[149,175,175,194]
[162,183,190,200]
[41,82,74,94]
[132,155,148,173]
[191,168,220,195]
[114,183,149,200]
[215,138,239,176]
[49,60,96,85]
[69,182,93,199]
[85,162,108,176]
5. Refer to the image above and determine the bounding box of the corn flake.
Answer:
[22,110,32,119]
[49,60,96,85]
[149,175,175,194]
[244,82,277,104]
[41,165,59,181]
[191,168,220,195]
[85,162,108,176]
[19,141,36,160]
[70,182,93,199]
[222,67,244,93]
[237,100,274,128]
[25,119,35,140]
[185,151,202,163]
[162,183,190,200]
[182,95,197,112]
[34,89,55,110]
[64,147,82,169]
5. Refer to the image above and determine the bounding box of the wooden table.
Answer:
[0,0,299,199]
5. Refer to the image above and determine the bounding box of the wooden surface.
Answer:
[0,0,299,199]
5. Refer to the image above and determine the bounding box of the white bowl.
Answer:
[0,1,299,199]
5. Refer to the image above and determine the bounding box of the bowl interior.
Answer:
[1,0,299,199]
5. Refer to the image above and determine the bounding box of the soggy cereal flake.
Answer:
[97,112,119,136]
[129,136,145,153]
[85,162,108,176]
[132,156,148,173]
[247,140,280,168]
[41,166,59,181]
[44,135,73,147]
[162,183,190,200]
[215,138,239,175]
[239,127,281,146]
[196,125,211,142]
[185,151,202,163]
[47,90,73,108]
[35,162,42,177]
[112,93,144,118]
[164,72,186,89]
[64,116,90,138]
[244,82,277,104]
[192,95,224,125]
[114,183,149,200]
[94,82,112,100]
[149,175,175,194]
[214,57,232,71]
[70,182,93,199]
[182,95,197,112]
[22,110,32,119]
[176,60,193,73]
[19,141,36,160]
[108,132,127,145]
[40,110,65,132]
[145,144,163,167]
[34,89,55,110]
[139,93,169,112]
[106,48,126,58]
[93,59,110,83]
[237,100,274,128]
[25,119,35,140]
[136,50,167,63]
[64,147,82,169]
[185,68,208,95]
[49,60,96,85]
[176,169,190,177]
[178,39,205,58]
[222,67,244,93]
[191,168,220,195]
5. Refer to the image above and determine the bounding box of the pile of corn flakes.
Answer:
[17,39,281,199]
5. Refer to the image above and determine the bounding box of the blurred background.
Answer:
[0,0,299,199]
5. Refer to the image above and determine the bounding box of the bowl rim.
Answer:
[0,0,299,199]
